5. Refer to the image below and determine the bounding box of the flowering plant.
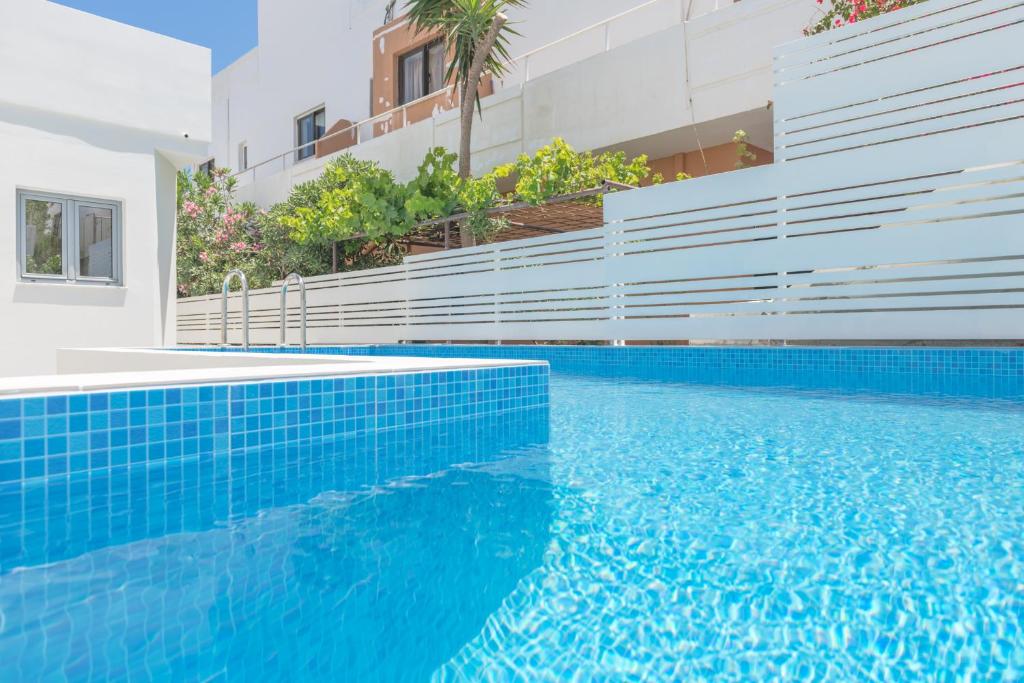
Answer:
[176,140,673,296]
[176,169,278,296]
[805,0,924,35]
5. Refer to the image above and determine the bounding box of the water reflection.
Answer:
[0,408,553,681]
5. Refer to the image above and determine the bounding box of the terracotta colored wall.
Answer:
[369,16,493,137]
[646,141,774,185]
[315,118,357,158]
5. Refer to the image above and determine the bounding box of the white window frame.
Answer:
[294,106,326,163]
[238,142,249,171]
[16,190,123,286]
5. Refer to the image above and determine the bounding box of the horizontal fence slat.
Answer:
[177,0,1024,345]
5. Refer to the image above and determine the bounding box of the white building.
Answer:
[0,0,211,376]
[212,0,818,208]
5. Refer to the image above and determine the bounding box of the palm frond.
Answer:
[405,0,526,81]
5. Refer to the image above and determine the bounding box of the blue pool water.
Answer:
[2,369,1024,680]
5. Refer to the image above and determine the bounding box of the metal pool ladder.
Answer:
[221,269,250,350]
[279,272,307,350]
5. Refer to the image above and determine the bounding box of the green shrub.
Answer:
[177,139,673,296]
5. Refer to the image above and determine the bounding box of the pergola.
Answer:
[401,180,636,251]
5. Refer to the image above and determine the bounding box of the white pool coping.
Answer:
[0,348,546,398]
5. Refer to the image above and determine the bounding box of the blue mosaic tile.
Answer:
[186,344,1024,398]
[0,364,548,490]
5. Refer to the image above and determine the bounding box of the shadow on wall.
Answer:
[154,153,177,342]
[0,100,204,159]
[12,283,127,307]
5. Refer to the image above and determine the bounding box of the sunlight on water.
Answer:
[2,377,1022,680]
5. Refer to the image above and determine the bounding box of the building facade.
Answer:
[212,0,817,208]
[0,0,211,376]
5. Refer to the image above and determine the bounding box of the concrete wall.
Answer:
[0,0,211,376]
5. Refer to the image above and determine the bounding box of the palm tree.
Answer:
[405,0,526,246]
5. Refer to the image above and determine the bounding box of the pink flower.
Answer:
[198,251,209,263]
[205,187,217,198]
[183,200,201,218]
[215,230,230,243]
[230,241,247,253]
[223,208,245,229]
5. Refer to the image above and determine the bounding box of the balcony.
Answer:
[232,0,814,207]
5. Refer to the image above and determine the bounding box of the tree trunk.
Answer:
[457,12,507,249]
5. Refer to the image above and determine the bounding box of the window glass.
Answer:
[78,205,114,279]
[400,41,446,106]
[239,144,248,171]
[297,109,326,161]
[314,110,326,139]
[427,42,446,93]
[400,49,425,105]
[24,199,63,276]
[17,191,121,285]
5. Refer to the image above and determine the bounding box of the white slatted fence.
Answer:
[177,0,1024,345]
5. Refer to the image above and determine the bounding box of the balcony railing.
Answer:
[229,0,729,188]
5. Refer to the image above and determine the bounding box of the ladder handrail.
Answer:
[221,269,250,350]
[279,272,308,350]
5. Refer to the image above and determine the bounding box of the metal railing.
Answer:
[279,272,308,350]
[228,0,709,187]
[221,269,250,350]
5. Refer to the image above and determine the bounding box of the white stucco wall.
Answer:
[210,0,664,175]
[0,0,211,376]
[229,0,815,207]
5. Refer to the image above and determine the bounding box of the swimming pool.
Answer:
[2,347,1023,680]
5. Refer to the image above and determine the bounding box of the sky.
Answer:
[52,0,258,73]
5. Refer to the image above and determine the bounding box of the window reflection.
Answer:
[78,205,114,279]
[24,199,63,276]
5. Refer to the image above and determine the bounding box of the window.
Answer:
[197,158,216,176]
[238,142,249,171]
[399,40,446,106]
[296,108,326,162]
[17,191,121,285]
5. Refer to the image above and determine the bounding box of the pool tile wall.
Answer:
[0,364,549,490]
[0,407,549,572]
[194,344,1024,399]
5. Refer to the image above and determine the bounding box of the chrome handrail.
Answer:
[279,272,307,350]
[221,269,250,350]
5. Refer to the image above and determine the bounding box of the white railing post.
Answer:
[493,245,502,337]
